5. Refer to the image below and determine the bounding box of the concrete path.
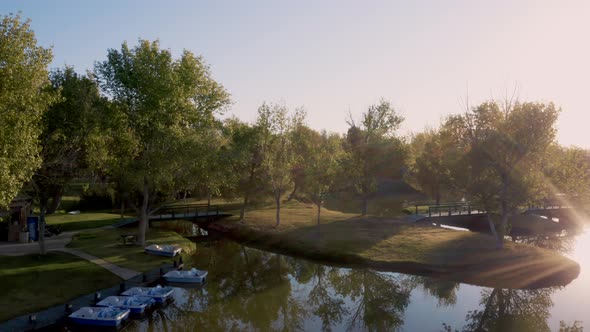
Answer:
[0,229,141,281]
[56,248,140,280]
[0,231,76,256]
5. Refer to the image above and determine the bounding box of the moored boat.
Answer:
[164,268,208,283]
[144,244,182,257]
[121,285,174,303]
[96,295,155,314]
[69,306,130,327]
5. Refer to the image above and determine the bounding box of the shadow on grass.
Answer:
[0,253,121,321]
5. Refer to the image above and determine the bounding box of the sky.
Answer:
[2,0,589,147]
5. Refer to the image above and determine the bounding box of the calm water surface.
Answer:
[123,227,589,332]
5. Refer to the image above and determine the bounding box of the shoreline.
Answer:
[205,216,581,289]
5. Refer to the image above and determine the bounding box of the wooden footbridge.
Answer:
[411,201,579,234]
[414,201,575,219]
[150,204,231,221]
[113,204,232,228]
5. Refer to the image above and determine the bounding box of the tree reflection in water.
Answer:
[451,287,555,332]
[440,230,580,332]
[131,241,557,332]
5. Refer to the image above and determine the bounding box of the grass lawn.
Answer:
[46,212,131,232]
[68,227,195,272]
[212,201,580,289]
[0,252,121,322]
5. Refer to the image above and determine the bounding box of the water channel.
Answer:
[116,223,589,331]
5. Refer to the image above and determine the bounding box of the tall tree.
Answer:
[301,131,344,224]
[30,67,106,254]
[446,100,559,248]
[222,118,267,220]
[257,102,305,226]
[343,99,405,215]
[0,14,54,208]
[95,40,230,245]
[408,130,447,205]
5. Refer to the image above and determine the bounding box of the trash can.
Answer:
[27,216,38,242]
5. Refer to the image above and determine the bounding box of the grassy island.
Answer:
[209,201,580,289]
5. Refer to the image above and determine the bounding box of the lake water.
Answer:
[123,228,589,331]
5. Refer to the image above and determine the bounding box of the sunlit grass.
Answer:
[215,201,580,289]
[68,227,195,272]
[45,212,130,231]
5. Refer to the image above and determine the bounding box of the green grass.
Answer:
[68,228,195,272]
[213,201,580,289]
[45,212,131,232]
[0,252,121,321]
[57,195,81,212]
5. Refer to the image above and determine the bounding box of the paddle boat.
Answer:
[121,285,174,303]
[69,306,130,327]
[96,295,156,314]
[144,244,182,257]
[163,268,208,283]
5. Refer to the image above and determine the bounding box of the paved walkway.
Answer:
[0,231,76,256]
[56,248,140,280]
[0,229,141,281]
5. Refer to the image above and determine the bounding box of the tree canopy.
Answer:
[0,14,54,208]
[94,39,231,245]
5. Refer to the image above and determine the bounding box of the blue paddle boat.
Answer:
[144,244,182,257]
[164,268,208,283]
[121,285,174,303]
[96,295,155,314]
[69,306,130,327]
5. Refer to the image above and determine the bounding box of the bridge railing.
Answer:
[426,203,486,218]
[151,204,220,220]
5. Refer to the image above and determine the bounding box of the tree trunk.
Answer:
[317,202,321,225]
[120,198,125,221]
[435,192,441,206]
[240,195,249,220]
[487,213,499,240]
[497,210,509,249]
[207,189,211,206]
[496,173,510,249]
[38,197,48,255]
[275,189,281,226]
[361,196,368,216]
[47,187,64,214]
[138,180,149,246]
[286,182,298,202]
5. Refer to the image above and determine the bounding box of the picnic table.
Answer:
[120,233,137,245]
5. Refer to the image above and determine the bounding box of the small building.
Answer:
[1,197,33,242]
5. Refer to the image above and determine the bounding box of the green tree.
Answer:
[30,67,106,254]
[222,118,267,220]
[256,102,305,226]
[445,101,559,248]
[541,145,590,205]
[301,130,344,224]
[407,130,448,205]
[343,99,405,215]
[0,14,54,208]
[95,40,230,245]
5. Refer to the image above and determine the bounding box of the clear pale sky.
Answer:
[2,1,589,147]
